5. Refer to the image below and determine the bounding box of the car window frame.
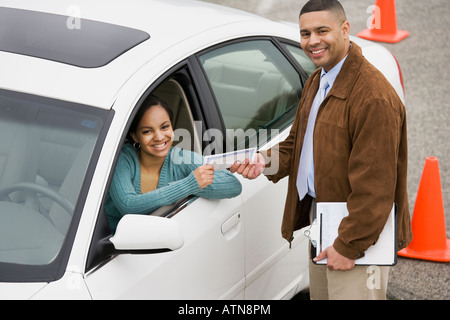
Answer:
[277,39,318,78]
[85,59,219,273]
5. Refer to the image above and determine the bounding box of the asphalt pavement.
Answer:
[203,0,450,300]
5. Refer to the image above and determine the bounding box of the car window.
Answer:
[94,74,201,245]
[199,40,303,151]
[0,89,109,281]
[283,43,318,76]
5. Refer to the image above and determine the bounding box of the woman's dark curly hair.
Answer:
[127,95,174,143]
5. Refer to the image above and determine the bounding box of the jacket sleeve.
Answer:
[260,124,297,182]
[260,94,308,182]
[333,96,405,259]
[261,69,319,183]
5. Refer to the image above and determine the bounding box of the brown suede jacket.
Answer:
[261,42,412,260]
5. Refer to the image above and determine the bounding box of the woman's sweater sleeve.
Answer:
[172,148,242,199]
[108,147,242,218]
[108,153,201,216]
[196,170,242,199]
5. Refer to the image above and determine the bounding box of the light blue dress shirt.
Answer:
[297,56,348,200]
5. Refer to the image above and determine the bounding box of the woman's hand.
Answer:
[194,164,215,189]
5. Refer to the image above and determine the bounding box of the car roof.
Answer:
[0,7,151,68]
[0,0,300,109]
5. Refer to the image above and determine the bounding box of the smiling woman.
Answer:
[104,96,242,233]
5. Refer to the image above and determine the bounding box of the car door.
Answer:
[197,38,315,299]
[84,66,246,299]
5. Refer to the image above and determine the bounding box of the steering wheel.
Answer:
[0,182,75,214]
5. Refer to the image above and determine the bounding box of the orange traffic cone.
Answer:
[357,0,409,43]
[398,157,450,262]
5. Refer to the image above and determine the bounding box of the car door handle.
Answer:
[221,212,241,239]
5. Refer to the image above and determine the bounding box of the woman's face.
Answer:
[131,104,174,159]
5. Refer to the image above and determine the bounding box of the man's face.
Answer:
[299,10,350,72]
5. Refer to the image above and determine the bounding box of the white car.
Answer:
[0,0,404,299]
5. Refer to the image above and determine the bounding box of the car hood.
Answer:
[0,282,48,300]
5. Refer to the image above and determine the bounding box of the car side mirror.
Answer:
[109,215,184,251]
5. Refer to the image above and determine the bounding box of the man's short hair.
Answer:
[300,0,347,21]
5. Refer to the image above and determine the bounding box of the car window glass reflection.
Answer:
[199,40,303,150]
[0,91,104,266]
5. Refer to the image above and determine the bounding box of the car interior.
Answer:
[152,78,201,153]
[0,96,102,265]
[202,59,297,131]
[199,40,302,150]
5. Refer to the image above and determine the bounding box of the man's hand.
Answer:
[230,153,266,179]
[314,246,356,271]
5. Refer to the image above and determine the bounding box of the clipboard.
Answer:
[304,202,397,266]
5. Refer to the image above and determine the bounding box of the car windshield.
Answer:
[0,89,110,282]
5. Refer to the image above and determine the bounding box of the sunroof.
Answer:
[0,7,150,68]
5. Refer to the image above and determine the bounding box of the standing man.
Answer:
[231,0,412,300]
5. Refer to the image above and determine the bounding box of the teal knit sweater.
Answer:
[105,144,242,233]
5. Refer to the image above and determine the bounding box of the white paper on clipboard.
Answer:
[304,202,397,266]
